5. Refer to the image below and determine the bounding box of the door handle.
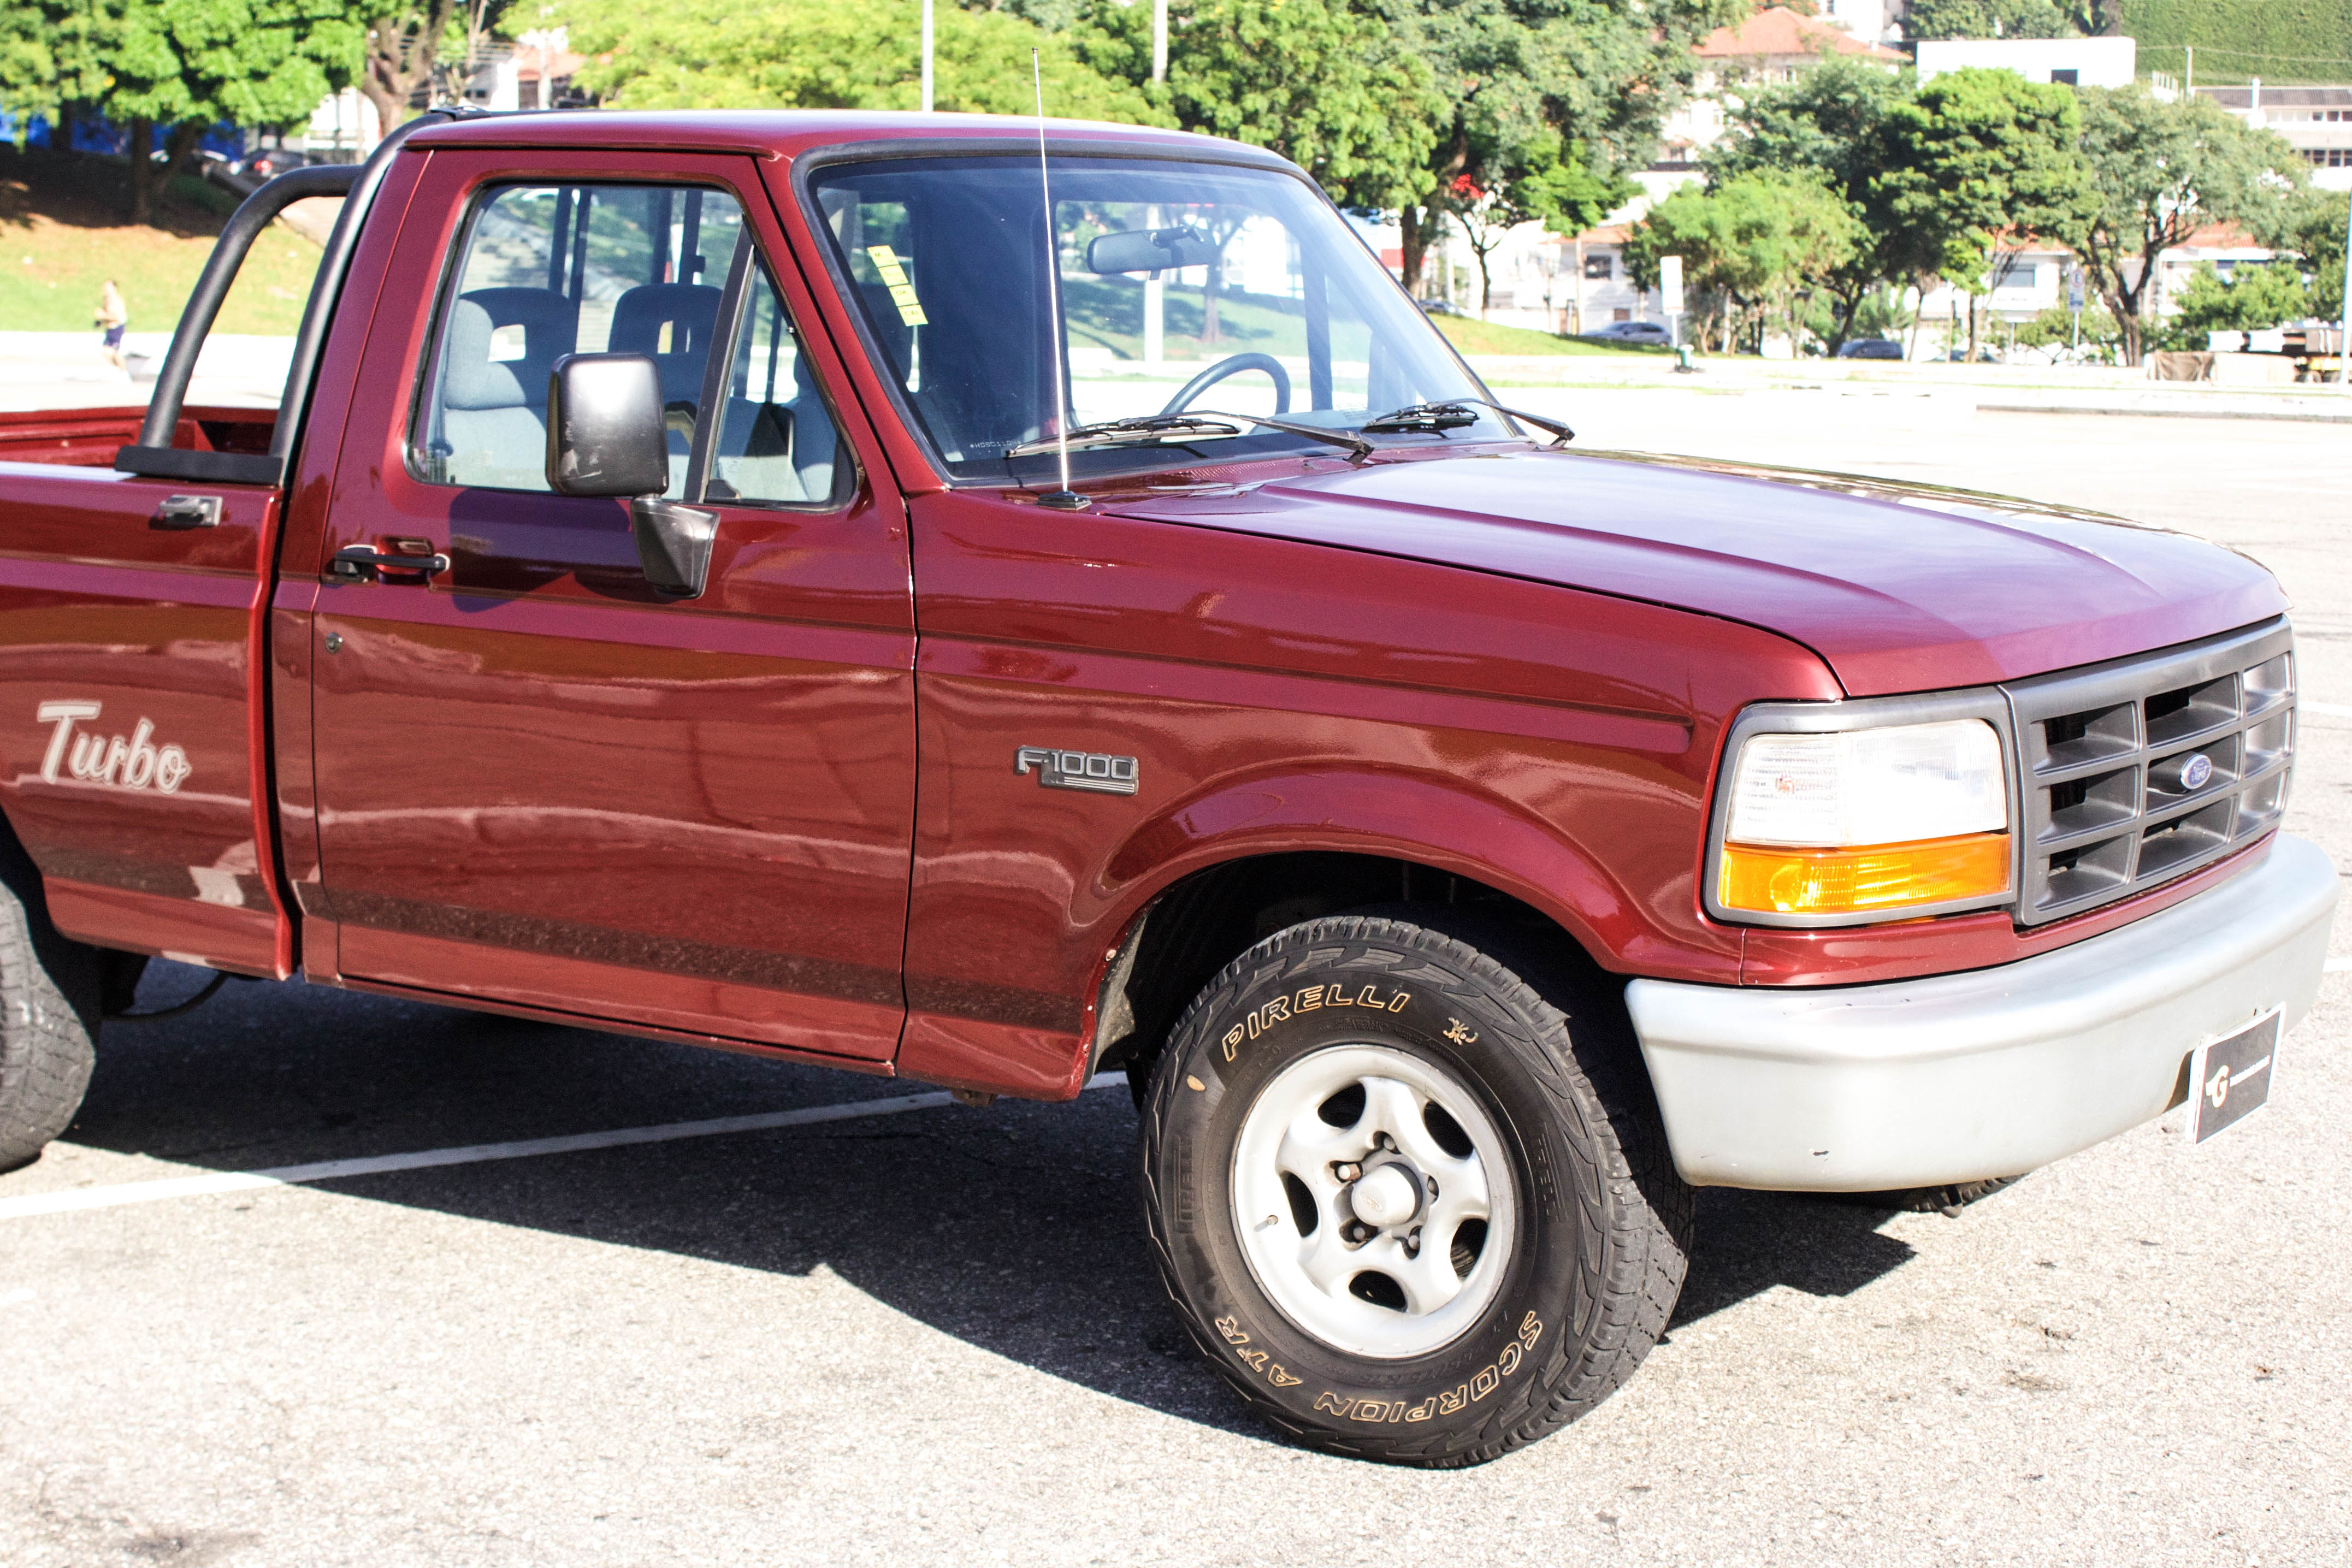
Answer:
[153,494,221,530]
[329,542,450,581]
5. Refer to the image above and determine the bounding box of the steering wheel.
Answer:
[1159,353,1292,417]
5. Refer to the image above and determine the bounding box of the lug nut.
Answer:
[1332,1162,1362,1182]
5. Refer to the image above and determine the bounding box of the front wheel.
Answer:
[1139,913,1691,1466]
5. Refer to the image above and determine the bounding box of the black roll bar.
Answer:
[117,110,466,487]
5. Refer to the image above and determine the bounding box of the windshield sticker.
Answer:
[865,244,929,327]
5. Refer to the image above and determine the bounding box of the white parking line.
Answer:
[2303,700,2352,717]
[2327,956,2352,973]
[0,1074,1127,1223]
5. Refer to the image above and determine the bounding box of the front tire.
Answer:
[0,831,101,1173]
[1139,913,1690,1467]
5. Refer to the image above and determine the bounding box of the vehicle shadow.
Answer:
[46,966,1935,1439]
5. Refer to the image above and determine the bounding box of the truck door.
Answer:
[303,150,915,1061]
[0,454,291,977]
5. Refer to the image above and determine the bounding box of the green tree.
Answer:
[557,0,1163,121]
[2156,261,2309,350]
[2273,186,2348,323]
[1703,55,1913,354]
[2047,86,2304,364]
[1444,132,1626,316]
[1623,171,1864,353]
[1371,0,1744,298]
[1078,0,1437,207]
[357,1,460,141]
[3,0,362,220]
[1872,67,2095,359]
[2012,298,2120,362]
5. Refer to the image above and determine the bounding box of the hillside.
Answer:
[2112,1,2352,87]
[0,146,322,336]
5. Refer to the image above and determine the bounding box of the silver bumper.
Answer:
[1625,833,2339,1191]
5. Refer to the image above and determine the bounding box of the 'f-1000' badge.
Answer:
[1015,746,1139,796]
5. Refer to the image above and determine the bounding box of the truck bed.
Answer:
[0,405,277,468]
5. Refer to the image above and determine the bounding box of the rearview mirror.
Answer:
[1086,227,1216,276]
[545,353,669,498]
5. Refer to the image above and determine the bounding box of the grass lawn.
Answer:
[1433,315,1668,357]
[1,145,321,336]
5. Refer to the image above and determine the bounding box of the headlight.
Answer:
[1716,718,2011,920]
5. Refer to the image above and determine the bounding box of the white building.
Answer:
[1914,36,2137,89]
[2199,84,2352,192]
[1658,7,1907,168]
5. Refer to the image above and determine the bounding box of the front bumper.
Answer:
[1625,833,2339,1190]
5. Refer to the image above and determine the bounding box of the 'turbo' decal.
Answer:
[37,702,191,794]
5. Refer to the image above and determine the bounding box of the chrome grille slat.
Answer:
[2005,619,2295,926]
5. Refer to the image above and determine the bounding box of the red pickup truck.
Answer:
[0,109,2334,1468]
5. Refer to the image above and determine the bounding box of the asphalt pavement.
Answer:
[3,410,2350,1566]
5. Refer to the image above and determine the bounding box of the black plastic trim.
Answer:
[114,447,284,486]
[117,110,470,487]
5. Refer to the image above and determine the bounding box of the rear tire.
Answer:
[1138,913,1691,1467]
[0,831,101,1173]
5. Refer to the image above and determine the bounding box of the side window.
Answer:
[706,265,850,509]
[415,183,745,495]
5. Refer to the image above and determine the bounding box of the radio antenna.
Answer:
[1032,49,1086,510]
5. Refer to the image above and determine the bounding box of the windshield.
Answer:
[807,155,1507,482]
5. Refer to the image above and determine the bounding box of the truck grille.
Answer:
[2007,619,2295,926]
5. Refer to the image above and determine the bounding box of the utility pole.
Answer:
[2339,187,2351,392]
[2184,45,2193,98]
[921,0,935,111]
[1152,0,1168,84]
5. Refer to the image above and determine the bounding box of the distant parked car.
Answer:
[1837,338,1904,360]
[1583,320,1671,344]
[1944,347,2001,363]
[1418,299,1470,317]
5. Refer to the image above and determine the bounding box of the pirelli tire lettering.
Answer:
[1139,910,1693,1469]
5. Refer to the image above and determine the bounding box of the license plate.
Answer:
[2186,1007,2281,1145]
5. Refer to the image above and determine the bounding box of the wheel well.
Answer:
[1091,852,1607,1084]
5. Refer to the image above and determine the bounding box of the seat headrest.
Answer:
[442,288,577,412]
[610,284,723,361]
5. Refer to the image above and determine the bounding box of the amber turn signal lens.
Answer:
[1718,831,2011,917]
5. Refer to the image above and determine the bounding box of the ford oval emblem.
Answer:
[2180,753,2213,791]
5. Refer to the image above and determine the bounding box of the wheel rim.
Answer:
[1229,1043,1516,1359]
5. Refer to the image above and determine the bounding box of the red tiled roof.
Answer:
[1696,6,1907,63]
[2177,221,2264,250]
[1567,225,1633,244]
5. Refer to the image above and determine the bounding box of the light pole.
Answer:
[921,0,934,111]
[2339,188,2351,393]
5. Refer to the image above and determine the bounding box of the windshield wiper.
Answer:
[1190,410,1374,462]
[1005,414,1243,459]
[1361,399,1574,447]
[1006,410,1374,463]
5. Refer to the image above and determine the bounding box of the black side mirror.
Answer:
[1086,227,1216,275]
[546,353,669,498]
[545,352,717,599]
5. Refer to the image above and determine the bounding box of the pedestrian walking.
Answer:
[96,279,128,372]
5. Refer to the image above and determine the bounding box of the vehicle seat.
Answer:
[610,283,723,491]
[609,283,723,407]
[435,287,578,489]
[712,350,841,505]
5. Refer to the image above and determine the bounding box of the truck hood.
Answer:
[1100,447,2288,697]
